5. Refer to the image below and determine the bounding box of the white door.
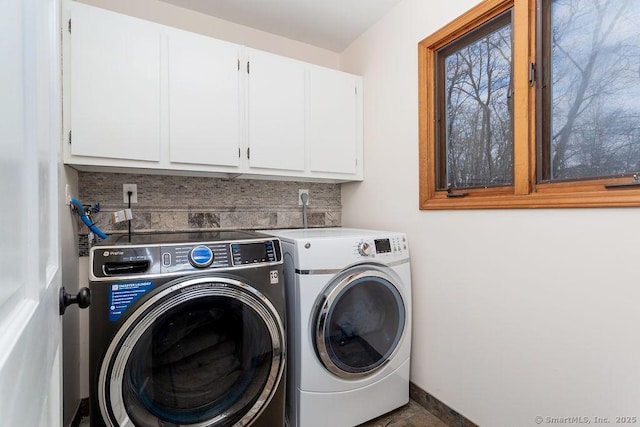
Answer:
[69,1,162,162]
[246,48,306,171]
[0,0,63,426]
[308,67,361,175]
[168,28,241,167]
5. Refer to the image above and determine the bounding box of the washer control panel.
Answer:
[91,238,282,279]
[231,240,278,265]
[189,245,214,267]
[162,243,231,272]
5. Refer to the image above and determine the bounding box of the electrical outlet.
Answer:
[298,189,309,206]
[123,184,138,204]
[65,184,71,205]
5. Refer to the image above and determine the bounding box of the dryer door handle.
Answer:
[59,286,91,315]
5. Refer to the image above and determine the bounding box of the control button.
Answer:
[189,245,214,268]
[357,241,372,257]
[162,252,171,267]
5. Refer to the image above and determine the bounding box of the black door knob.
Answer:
[59,286,91,315]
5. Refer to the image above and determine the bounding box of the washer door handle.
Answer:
[59,286,91,315]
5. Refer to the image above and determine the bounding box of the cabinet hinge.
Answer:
[68,130,72,144]
[247,61,250,74]
[247,147,250,159]
[529,62,536,86]
[68,19,71,33]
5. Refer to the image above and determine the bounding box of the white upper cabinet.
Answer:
[308,66,362,176]
[63,2,363,182]
[69,2,161,162]
[246,48,306,172]
[168,29,241,167]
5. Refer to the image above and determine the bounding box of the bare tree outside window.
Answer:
[419,0,640,209]
[546,0,640,181]
[437,13,513,190]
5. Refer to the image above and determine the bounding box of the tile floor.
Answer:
[358,399,447,427]
[79,399,445,426]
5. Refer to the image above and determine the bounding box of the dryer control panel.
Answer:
[355,235,408,258]
[264,228,409,271]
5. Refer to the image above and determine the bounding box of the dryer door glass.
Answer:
[315,270,405,379]
[99,279,285,427]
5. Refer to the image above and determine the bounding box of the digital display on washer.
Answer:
[231,241,278,265]
[374,238,392,254]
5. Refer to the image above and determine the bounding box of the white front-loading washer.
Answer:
[263,228,411,427]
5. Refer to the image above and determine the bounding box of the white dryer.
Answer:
[264,228,411,427]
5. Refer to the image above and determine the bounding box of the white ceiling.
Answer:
[158,0,403,52]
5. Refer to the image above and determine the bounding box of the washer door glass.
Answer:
[99,278,285,427]
[314,269,405,379]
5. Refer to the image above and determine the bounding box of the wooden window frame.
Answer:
[418,0,640,209]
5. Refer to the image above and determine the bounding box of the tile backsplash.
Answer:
[76,172,341,255]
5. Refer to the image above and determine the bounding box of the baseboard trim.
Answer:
[69,397,89,427]
[409,382,478,427]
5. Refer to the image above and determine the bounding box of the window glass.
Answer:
[544,0,640,181]
[437,12,513,190]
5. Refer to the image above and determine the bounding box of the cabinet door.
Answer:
[69,2,161,162]
[246,49,305,171]
[308,67,361,175]
[168,29,241,167]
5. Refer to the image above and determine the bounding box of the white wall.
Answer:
[76,0,340,68]
[340,1,640,426]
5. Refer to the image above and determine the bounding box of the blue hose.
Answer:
[70,198,108,240]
